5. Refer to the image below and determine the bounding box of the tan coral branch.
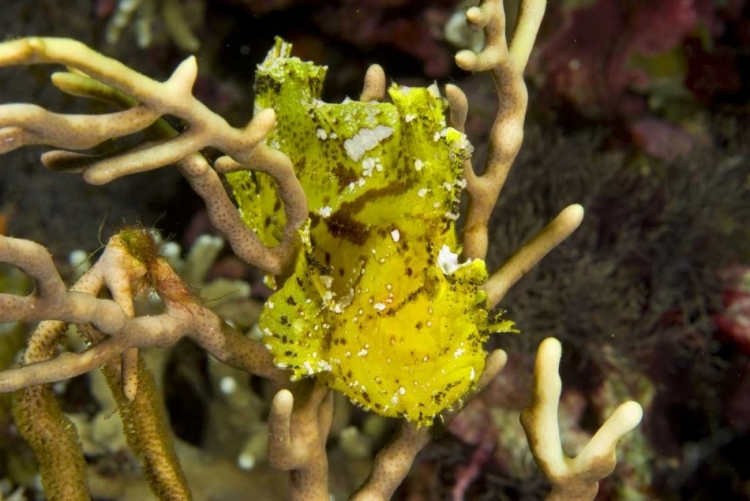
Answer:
[268,381,333,501]
[520,339,643,501]
[0,234,285,393]
[0,37,307,275]
[483,205,584,307]
[359,64,386,102]
[454,0,545,260]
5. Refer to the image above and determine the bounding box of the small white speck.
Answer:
[316,128,327,140]
[238,452,256,470]
[318,206,333,218]
[418,188,428,197]
[437,244,473,275]
[68,249,89,268]
[219,376,237,395]
[374,303,386,311]
[362,157,376,177]
[414,159,424,171]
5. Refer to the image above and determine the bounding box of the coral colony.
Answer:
[0,1,641,500]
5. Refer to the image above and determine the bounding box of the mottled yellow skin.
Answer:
[228,39,513,425]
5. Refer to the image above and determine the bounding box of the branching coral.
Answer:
[0,0,641,499]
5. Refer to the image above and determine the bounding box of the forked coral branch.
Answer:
[0,37,306,276]
[268,381,334,501]
[454,0,546,260]
[521,339,644,501]
[0,232,284,393]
